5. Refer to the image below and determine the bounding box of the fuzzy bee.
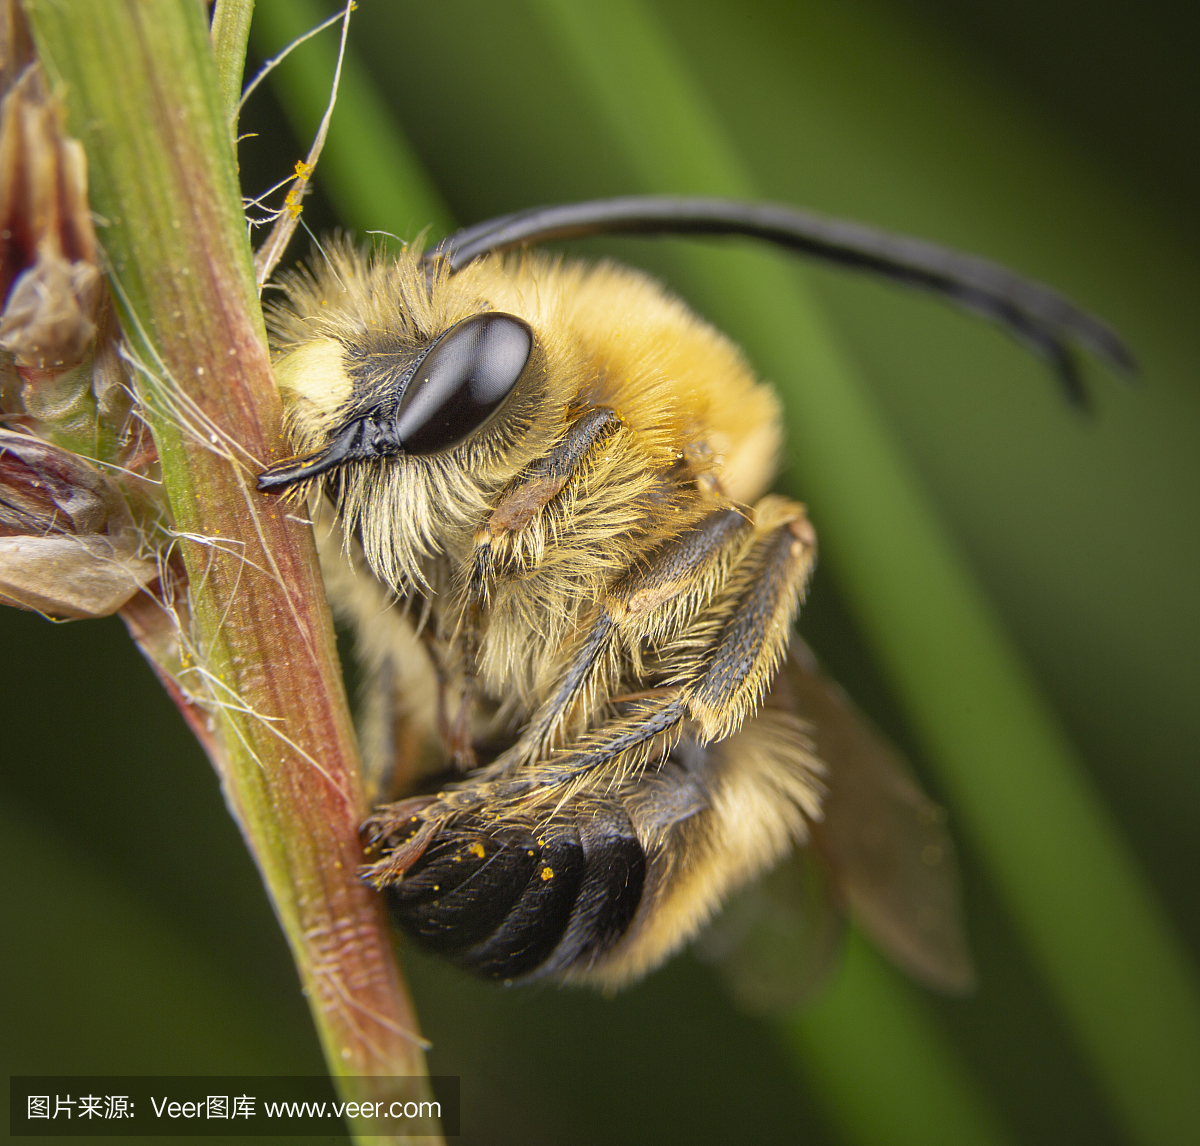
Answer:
[257,197,1130,995]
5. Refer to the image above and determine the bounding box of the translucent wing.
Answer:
[775,637,976,994]
[694,843,847,1013]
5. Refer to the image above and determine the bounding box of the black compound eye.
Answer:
[394,312,533,455]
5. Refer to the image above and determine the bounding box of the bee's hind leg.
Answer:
[359,500,818,983]
[682,497,817,744]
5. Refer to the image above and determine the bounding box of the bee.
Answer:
[257,197,1130,994]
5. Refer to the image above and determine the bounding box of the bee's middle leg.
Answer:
[491,503,754,769]
[363,500,815,895]
[512,496,817,794]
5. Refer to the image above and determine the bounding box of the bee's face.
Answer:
[261,245,580,591]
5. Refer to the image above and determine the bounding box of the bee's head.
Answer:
[257,241,579,592]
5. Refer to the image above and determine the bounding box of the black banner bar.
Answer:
[9,1076,459,1137]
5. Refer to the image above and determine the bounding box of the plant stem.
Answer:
[22,2,435,1138]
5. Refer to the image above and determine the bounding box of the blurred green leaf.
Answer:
[787,930,1013,1146]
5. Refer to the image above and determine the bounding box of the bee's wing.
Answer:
[774,637,976,994]
[694,842,848,1013]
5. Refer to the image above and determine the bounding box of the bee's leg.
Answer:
[356,628,450,802]
[512,497,817,793]
[494,505,753,768]
[381,499,812,843]
[416,618,481,771]
[447,599,482,769]
[681,498,817,744]
[449,406,622,763]
[362,505,816,977]
[417,626,456,753]
[469,406,622,592]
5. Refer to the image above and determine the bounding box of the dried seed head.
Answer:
[0,63,102,371]
[0,428,157,618]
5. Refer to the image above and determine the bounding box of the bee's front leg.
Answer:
[440,406,624,763]
[469,406,623,594]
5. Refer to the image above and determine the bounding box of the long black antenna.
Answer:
[427,196,1136,407]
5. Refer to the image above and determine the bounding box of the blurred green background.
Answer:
[2,0,1197,1143]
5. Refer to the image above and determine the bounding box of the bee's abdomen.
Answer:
[384,805,645,982]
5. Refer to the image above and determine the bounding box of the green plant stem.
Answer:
[528,1,1200,1144]
[23,3,435,1139]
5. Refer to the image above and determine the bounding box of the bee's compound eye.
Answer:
[394,313,533,455]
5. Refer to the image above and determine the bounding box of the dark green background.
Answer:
[2,1,1197,1143]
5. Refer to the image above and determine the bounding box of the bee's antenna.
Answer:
[427,196,1136,407]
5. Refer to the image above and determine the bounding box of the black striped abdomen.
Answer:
[384,803,645,982]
